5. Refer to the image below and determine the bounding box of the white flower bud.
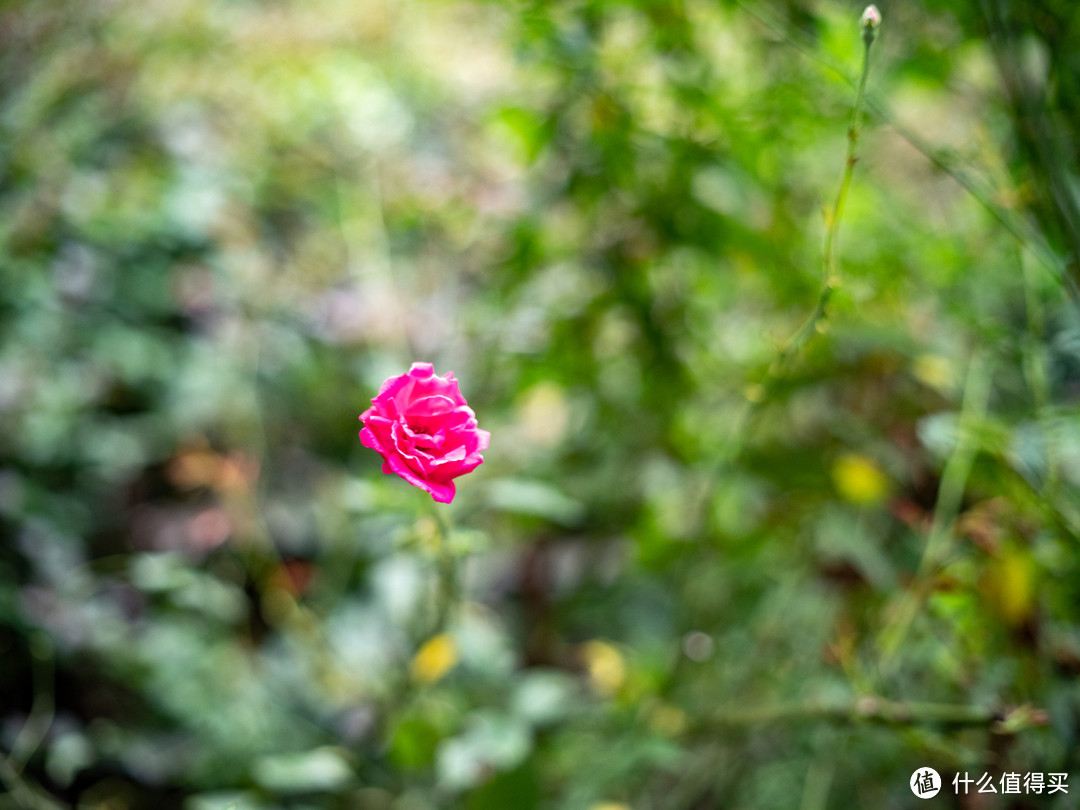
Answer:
[861,5,882,29]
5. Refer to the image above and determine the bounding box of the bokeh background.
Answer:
[3,0,1080,808]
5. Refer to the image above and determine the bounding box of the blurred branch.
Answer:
[1021,246,1060,496]
[691,12,876,532]
[912,353,995,573]
[875,113,1080,306]
[699,696,1042,731]
[0,756,66,810]
[7,632,54,773]
[878,351,995,668]
[980,0,1080,301]
[799,759,834,810]
[735,0,1080,307]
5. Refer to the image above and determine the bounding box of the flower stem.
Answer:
[690,16,878,534]
[430,504,458,635]
[781,20,875,370]
[750,18,877,396]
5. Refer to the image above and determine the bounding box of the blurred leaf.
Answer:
[437,712,533,791]
[511,669,579,727]
[250,747,354,793]
[486,479,586,525]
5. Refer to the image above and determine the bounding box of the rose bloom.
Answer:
[359,362,490,503]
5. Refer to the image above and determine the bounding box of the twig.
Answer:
[689,11,878,531]
[695,695,1017,732]
[669,694,1041,808]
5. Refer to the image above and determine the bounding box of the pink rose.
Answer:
[359,362,490,504]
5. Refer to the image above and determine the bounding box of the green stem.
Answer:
[690,20,877,534]
[669,694,1037,807]
[877,352,994,668]
[695,695,1013,731]
[1021,253,1059,496]
[760,20,875,384]
[799,759,835,810]
[430,504,457,635]
[736,0,1079,307]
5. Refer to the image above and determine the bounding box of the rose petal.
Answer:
[474,428,491,453]
[409,372,467,408]
[362,415,396,453]
[427,479,456,503]
[409,362,435,378]
[359,364,486,503]
[406,394,458,419]
[391,421,429,475]
[385,453,455,503]
[429,445,467,466]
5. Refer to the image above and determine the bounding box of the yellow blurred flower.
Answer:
[410,633,459,684]
[913,353,954,390]
[517,382,570,448]
[980,550,1036,627]
[648,702,688,737]
[581,640,626,696]
[590,804,632,810]
[832,453,889,505]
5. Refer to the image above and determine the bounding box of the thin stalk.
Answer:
[799,759,835,810]
[736,0,1079,307]
[430,505,458,635]
[694,696,1009,731]
[877,352,994,668]
[826,30,872,282]
[760,17,876,382]
[690,18,877,533]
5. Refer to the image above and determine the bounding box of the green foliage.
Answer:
[2,0,1080,808]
